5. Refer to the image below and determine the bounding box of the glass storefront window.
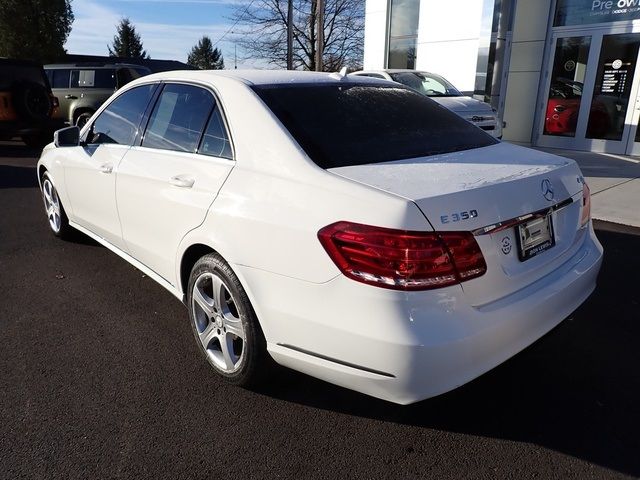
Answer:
[555,0,640,27]
[389,0,419,37]
[388,38,417,69]
[544,36,591,137]
[387,0,420,69]
[586,33,640,140]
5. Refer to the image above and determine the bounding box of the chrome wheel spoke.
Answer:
[224,315,244,340]
[210,274,224,312]
[220,333,237,370]
[199,322,218,348]
[193,283,215,317]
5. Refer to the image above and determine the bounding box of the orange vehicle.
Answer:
[0,59,62,148]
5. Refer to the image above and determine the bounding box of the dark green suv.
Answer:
[44,63,151,128]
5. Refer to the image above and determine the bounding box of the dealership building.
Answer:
[363,0,640,155]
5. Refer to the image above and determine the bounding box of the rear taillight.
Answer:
[317,222,487,291]
[581,182,591,227]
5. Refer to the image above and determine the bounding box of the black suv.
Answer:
[0,59,62,148]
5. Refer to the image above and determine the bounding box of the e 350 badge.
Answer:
[440,210,478,224]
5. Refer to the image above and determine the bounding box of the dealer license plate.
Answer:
[516,213,555,261]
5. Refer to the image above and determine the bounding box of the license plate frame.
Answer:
[516,212,555,262]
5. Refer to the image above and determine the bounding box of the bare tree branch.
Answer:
[229,0,363,71]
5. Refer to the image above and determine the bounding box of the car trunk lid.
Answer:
[328,142,587,306]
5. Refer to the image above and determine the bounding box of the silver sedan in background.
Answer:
[352,69,502,138]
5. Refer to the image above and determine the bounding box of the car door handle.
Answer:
[169,175,195,188]
[65,95,77,99]
[99,163,113,174]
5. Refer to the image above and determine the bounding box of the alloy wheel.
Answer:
[191,272,246,373]
[42,178,62,233]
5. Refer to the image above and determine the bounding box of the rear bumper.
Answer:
[235,225,603,404]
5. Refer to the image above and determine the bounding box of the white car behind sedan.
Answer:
[352,69,503,138]
[37,70,602,404]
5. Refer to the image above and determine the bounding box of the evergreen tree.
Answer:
[187,36,224,70]
[108,18,149,59]
[0,0,74,63]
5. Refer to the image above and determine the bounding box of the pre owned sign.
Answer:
[592,0,640,10]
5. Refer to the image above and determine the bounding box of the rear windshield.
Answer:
[252,84,497,169]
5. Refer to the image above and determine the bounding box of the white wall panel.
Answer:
[415,39,481,92]
[363,0,389,69]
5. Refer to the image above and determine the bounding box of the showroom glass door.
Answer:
[625,86,640,155]
[538,30,640,154]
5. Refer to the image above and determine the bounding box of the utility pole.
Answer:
[315,0,324,71]
[287,0,293,70]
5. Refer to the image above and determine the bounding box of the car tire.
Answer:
[41,172,72,239]
[187,253,269,387]
[75,111,93,129]
[12,81,52,123]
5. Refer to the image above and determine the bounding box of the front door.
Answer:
[538,29,640,155]
[63,83,158,250]
[63,143,129,250]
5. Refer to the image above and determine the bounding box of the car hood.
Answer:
[432,96,494,114]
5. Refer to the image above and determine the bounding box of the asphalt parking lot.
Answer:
[1,141,639,479]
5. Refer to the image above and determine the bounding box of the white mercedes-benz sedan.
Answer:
[37,70,603,404]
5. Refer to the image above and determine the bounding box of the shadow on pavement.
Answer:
[0,164,39,189]
[259,228,640,477]
[0,142,41,159]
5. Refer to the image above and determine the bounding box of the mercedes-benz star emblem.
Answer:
[541,179,554,202]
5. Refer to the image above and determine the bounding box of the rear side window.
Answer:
[89,84,156,145]
[252,84,497,169]
[47,69,71,88]
[199,106,233,159]
[70,69,116,89]
[142,83,214,153]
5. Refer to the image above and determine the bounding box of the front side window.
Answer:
[253,84,497,169]
[142,84,214,153]
[89,84,156,145]
[390,72,462,97]
[387,0,420,69]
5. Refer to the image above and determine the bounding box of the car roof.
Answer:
[355,69,440,76]
[44,63,149,69]
[133,69,389,87]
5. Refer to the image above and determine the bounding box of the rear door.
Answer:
[116,82,235,285]
[63,83,157,250]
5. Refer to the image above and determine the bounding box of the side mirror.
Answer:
[54,126,80,148]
